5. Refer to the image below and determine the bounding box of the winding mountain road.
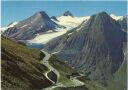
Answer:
[40,50,64,90]
[41,50,60,82]
[40,50,85,90]
[44,70,56,84]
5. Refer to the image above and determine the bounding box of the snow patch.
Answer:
[0,22,18,32]
[20,24,28,28]
[110,14,123,20]
[27,28,67,44]
[53,16,90,28]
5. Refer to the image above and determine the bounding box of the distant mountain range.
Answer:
[2,11,125,44]
[2,11,90,48]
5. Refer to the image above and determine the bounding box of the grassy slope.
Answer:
[53,85,89,90]
[107,43,127,90]
[49,55,78,85]
[77,76,106,90]
[1,36,52,89]
[107,60,127,90]
[49,55,106,90]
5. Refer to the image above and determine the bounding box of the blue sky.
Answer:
[1,1,127,27]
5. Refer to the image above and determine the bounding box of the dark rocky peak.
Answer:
[89,12,125,40]
[91,12,112,23]
[15,11,51,27]
[63,11,73,17]
[33,11,51,20]
[51,16,58,21]
[96,12,119,23]
[7,22,13,26]
[84,12,121,30]
[96,11,109,17]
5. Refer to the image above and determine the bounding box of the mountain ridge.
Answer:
[3,11,60,41]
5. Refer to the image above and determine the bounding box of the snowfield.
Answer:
[55,16,90,27]
[0,22,18,32]
[110,14,123,20]
[27,28,67,44]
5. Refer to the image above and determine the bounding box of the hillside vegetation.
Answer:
[1,36,52,89]
[48,55,106,90]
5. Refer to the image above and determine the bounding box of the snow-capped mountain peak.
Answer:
[110,14,123,20]
[54,16,90,28]
[0,22,18,32]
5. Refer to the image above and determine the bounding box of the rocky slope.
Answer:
[44,12,126,86]
[118,16,127,32]
[107,43,127,90]
[3,11,59,41]
[63,11,74,17]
